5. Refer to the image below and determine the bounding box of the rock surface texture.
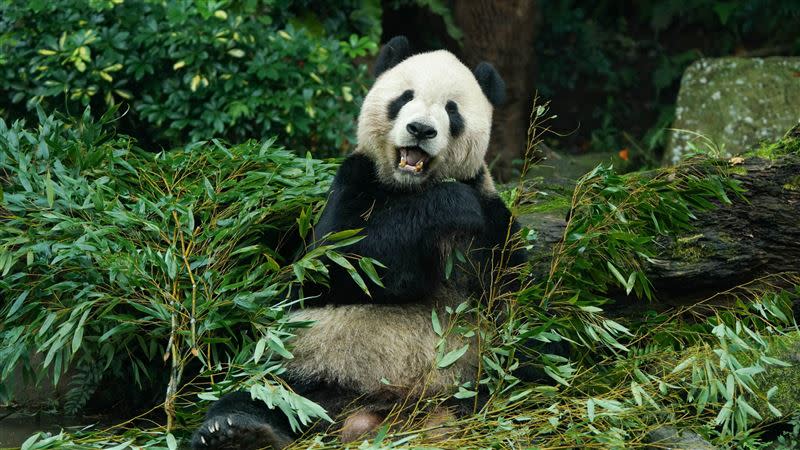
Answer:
[666,57,800,164]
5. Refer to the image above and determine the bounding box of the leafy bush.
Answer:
[0,0,376,154]
[0,106,358,422]
[1,108,798,449]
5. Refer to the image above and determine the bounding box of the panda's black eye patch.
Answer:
[446,100,464,138]
[387,90,414,120]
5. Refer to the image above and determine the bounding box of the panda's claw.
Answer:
[191,413,293,450]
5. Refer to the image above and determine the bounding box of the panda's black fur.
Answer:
[192,36,528,450]
[301,154,520,307]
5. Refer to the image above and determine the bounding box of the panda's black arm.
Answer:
[302,154,486,305]
[465,171,528,269]
[480,195,527,268]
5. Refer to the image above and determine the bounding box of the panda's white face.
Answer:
[356,50,494,189]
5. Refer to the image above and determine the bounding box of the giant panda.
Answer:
[191,36,528,450]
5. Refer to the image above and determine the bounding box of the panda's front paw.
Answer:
[191,413,292,450]
[427,182,485,228]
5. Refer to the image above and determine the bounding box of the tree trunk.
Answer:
[519,154,800,310]
[453,0,539,181]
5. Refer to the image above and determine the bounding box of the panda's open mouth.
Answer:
[396,146,432,174]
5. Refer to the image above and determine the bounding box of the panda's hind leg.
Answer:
[340,409,386,443]
[191,391,294,450]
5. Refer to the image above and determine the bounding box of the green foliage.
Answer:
[1,106,798,449]
[510,150,745,371]
[63,362,103,414]
[491,102,796,444]
[553,158,743,301]
[747,123,800,159]
[669,296,795,434]
[536,0,800,156]
[506,114,743,366]
[0,107,349,425]
[0,0,375,154]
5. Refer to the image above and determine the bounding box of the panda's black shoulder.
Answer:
[463,168,515,227]
[463,168,501,203]
[334,153,380,190]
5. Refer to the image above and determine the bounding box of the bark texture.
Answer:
[453,0,539,180]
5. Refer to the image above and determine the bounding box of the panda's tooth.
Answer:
[415,160,424,170]
[399,157,407,168]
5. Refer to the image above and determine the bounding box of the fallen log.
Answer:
[519,147,800,310]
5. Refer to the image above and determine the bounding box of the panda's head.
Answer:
[356,36,505,189]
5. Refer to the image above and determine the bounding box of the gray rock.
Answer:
[665,57,800,164]
[646,426,716,450]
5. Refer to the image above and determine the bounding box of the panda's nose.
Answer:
[406,122,437,140]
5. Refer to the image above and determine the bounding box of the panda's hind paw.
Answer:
[191,413,292,450]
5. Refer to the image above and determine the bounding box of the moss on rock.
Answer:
[783,175,800,191]
[754,331,800,420]
[670,233,708,263]
[666,57,800,164]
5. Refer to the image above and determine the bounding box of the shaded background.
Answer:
[2,0,799,177]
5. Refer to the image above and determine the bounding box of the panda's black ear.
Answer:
[374,36,412,78]
[473,62,506,107]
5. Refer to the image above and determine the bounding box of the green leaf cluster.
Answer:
[0,0,376,155]
[2,104,798,449]
[0,107,338,416]
[554,160,743,302]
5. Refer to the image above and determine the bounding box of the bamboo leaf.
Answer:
[606,262,627,288]
[324,229,363,242]
[45,170,55,207]
[254,338,266,363]
[326,251,369,296]
[737,395,762,420]
[267,333,293,359]
[358,258,384,288]
[437,344,469,368]
[6,289,29,318]
[444,252,454,279]
[166,433,178,450]
[104,440,134,450]
[625,271,636,295]
[431,309,442,336]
